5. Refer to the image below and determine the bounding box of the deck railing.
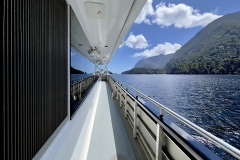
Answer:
[70,75,98,102]
[109,75,240,160]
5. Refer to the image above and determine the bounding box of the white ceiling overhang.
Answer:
[67,0,147,65]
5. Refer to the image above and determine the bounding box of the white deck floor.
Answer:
[87,81,137,160]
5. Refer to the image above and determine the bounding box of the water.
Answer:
[112,74,240,160]
[71,74,92,84]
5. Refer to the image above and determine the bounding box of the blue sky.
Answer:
[71,0,240,74]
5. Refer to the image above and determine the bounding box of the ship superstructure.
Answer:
[3,0,240,159]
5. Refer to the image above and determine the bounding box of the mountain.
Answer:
[122,68,166,74]
[70,66,85,74]
[134,53,174,69]
[165,11,240,74]
[103,70,113,74]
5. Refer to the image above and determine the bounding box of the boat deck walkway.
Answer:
[87,81,137,160]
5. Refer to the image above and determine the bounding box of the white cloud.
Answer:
[213,6,219,14]
[132,42,181,58]
[135,1,221,28]
[153,2,221,28]
[135,0,154,24]
[119,39,125,48]
[119,42,124,48]
[71,52,75,56]
[125,32,149,49]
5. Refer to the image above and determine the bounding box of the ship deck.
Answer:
[34,78,240,160]
[87,81,138,160]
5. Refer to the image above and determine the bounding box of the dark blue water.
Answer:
[112,74,240,160]
[71,74,92,84]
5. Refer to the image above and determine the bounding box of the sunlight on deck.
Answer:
[87,81,136,160]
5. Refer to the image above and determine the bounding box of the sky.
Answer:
[71,0,240,74]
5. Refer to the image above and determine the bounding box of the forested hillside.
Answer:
[165,12,240,74]
[134,54,174,69]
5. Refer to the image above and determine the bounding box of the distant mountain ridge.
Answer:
[122,68,166,74]
[122,11,240,74]
[165,11,240,74]
[134,53,174,69]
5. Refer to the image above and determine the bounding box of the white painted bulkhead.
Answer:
[33,78,102,160]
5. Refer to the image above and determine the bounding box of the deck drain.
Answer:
[110,153,128,160]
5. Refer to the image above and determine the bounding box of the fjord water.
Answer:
[71,74,92,82]
[113,74,240,159]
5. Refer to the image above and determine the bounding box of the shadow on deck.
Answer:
[87,81,146,160]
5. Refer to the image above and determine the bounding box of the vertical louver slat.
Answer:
[3,0,68,159]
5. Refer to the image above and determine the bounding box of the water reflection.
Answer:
[70,47,95,118]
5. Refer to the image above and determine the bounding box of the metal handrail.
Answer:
[110,75,240,159]
[71,75,95,85]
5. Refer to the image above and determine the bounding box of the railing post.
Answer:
[133,92,138,138]
[160,107,163,119]
[77,80,80,99]
[111,80,115,99]
[119,85,121,104]
[116,82,119,101]
[124,87,128,118]
[156,123,163,160]
[120,87,122,108]
[73,83,76,100]
[156,107,164,160]
[70,84,73,101]
[113,81,117,99]
[79,81,82,99]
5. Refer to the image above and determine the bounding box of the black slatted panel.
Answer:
[3,0,68,159]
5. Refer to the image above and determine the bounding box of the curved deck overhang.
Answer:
[67,0,146,66]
